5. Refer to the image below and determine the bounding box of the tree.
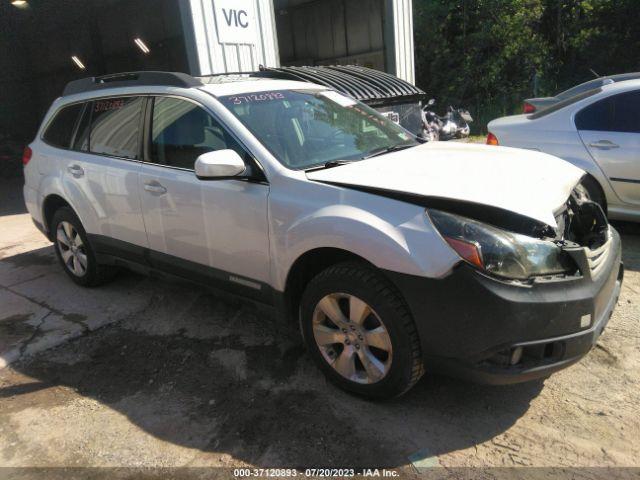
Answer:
[413,0,640,132]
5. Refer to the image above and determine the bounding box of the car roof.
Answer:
[523,78,640,121]
[60,71,326,100]
[557,72,640,98]
[52,76,327,110]
[599,77,640,94]
[602,71,640,81]
[197,77,326,96]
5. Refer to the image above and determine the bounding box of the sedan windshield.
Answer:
[219,90,418,170]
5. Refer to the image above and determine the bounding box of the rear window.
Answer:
[528,88,602,120]
[89,97,143,159]
[42,103,84,148]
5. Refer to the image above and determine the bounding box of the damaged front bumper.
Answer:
[385,226,623,385]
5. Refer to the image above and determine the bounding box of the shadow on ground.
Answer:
[2,267,545,468]
[3,190,638,468]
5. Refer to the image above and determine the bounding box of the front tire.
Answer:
[52,207,118,287]
[300,262,424,399]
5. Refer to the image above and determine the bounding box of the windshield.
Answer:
[218,90,418,170]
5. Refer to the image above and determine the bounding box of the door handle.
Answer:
[143,182,167,195]
[589,140,619,149]
[67,164,84,177]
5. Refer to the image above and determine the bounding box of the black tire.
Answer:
[51,207,118,287]
[578,176,606,213]
[300,262,424,399]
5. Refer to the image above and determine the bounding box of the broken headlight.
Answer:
[428,209,571,280]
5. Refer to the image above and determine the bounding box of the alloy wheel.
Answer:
[56,221,88,277]
[312,293,393,384]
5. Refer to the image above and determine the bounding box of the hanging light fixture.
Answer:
[134,38,150,54]
[71,56,86,70]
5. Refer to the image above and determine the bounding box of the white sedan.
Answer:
[488,79,640,221]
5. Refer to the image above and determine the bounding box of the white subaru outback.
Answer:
[23,71,623,398]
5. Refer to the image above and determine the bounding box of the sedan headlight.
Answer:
[428,209,571,280]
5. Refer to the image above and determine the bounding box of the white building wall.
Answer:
[185,0,279,75]
[385,0,415,84]
[182,0,414,85]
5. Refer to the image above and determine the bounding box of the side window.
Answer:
[42,103,84,148]
[73,102,92,151]
[89,97,143,159]
[575,90,640,133]
[150,97,245,170]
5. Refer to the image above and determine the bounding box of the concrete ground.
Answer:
[0,177,639,475]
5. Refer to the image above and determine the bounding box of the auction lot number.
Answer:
[234,468,399,477]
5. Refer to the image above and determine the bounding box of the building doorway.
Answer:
[0,0,189,143]
[274,0,386,72]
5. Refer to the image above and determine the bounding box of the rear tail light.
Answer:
[486,132,499,146]
[22,146,33,166]
[523,102,536,114]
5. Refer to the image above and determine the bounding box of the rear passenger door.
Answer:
[44,97,148,253]
[576,90,640,205]
[66,96,148,253]
[137,96,271,300]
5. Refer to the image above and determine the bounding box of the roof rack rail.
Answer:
[197,71,258,78]
[62,71,202,96]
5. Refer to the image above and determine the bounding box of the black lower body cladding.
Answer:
[385,227,623,384]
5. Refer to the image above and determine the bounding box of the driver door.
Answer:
[138,96,271,300]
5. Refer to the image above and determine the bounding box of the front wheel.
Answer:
[300,262,424,399]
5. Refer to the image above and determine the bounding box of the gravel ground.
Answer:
[0,178,639,477]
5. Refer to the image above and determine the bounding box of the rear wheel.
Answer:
[52,207,118,287]
[300,262,424,399]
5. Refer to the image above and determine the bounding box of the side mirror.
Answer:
[195,149,246,180]
[427,98,436,106]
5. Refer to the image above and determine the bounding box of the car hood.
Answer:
[306,142,585,228]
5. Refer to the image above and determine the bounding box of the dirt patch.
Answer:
[0,314,35,350]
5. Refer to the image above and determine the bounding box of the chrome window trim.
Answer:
[39,91,268,180]
[141,93,268,181]
[41,94,145,161]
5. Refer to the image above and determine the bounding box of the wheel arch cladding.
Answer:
[581,173,608,212]
[282,248,372,323]
[43,194,73,240]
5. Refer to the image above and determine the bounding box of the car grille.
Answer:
[586,229,612,277]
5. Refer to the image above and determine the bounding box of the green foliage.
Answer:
[414,0,640,132]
